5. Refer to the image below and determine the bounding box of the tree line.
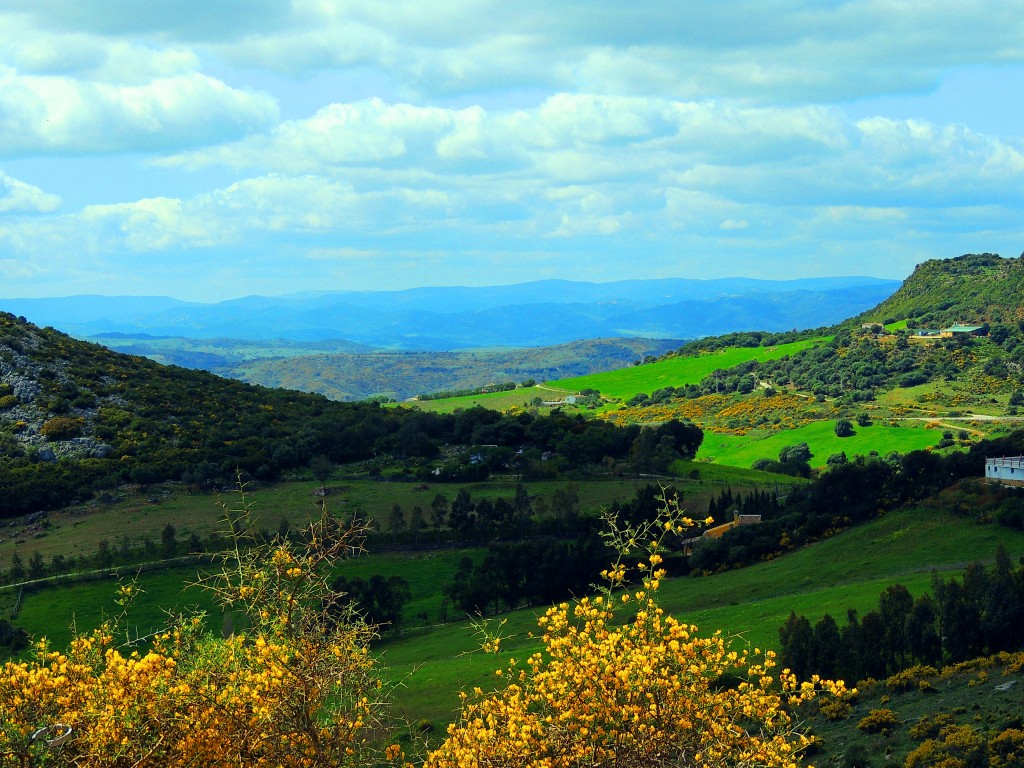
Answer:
[778,546,1024,683]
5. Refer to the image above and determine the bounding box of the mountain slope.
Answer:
[852,252,1024,327]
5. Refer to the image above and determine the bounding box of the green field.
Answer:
[405,384,573,413]
[551,339,828,401]
[696,419,951,466]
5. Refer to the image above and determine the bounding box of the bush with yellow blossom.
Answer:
[425,497,848,768]
[0,489,400,767]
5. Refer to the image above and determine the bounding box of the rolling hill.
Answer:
[91,336,684,401]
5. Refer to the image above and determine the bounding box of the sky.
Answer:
[1,1,1024,302]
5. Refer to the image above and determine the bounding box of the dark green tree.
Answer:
[27,551,45,580]
[778,611,815,680]
[161,522,178,558]
[812,613,842,679]
[430,492,448,529]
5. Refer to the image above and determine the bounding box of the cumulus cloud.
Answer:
[0,69,278,156]
[3,0,291,41]
[196,0,1024,102]
[0,171,61,213]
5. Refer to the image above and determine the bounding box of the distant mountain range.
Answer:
[1,276,901,350]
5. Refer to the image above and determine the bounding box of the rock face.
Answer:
[1,318,109,462]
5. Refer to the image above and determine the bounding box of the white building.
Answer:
[985,456,1024,486]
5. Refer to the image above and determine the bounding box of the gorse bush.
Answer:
[0,487,400,768]
[0,491,846,767]
[425,498,848,768]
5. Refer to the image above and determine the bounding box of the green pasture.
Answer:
[697,419,958,467]
[0,481,334,573]
[550,339,828,402]
[405,385,571,414]
[667,459,807,488]
[12,564,218,650]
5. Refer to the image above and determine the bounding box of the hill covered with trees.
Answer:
[0,313,701,516]
[605,253,1024,434]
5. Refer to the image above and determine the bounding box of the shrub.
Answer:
[905,725,987,768]
[858,708,901,734]
[820,697,853,721]
[425,499,847,768]
[0,394,16,410]
[835,418,855,437]
[886,664,939,691]
[989,728,1024,768]
[910,713,956,741]
[40,416,85,441]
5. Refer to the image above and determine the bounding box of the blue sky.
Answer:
[1,1,1023,301]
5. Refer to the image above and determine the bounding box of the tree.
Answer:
[430,492,448,529]
[906,594,942,666]
[448,488,476,537]
[95,539,114,569]
[388,503,406,534]
[161,523,178,558]
[309,455,332,493]
[834,419,855,437]
[779,611,815,679]
[8,552,25,581]
[409,506,426,538]
[27,551,45,580]
[878,583,913,672]
[827,451,848,467]
[812,613,842,679]
[778,442,812,464]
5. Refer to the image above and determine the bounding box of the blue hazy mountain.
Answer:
[1,276,900,350]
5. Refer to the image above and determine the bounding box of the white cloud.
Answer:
[0,171,60,213]
[3,1,1024,299]
[719,219,749,231]
[0,69,278,156]
[189,0,1024,103]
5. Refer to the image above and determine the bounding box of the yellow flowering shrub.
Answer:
[0,492,399,768]
[425,499,847,768]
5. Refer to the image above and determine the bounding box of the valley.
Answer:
[2,253,1024,766]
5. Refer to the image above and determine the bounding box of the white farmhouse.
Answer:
[985,456,1024,486]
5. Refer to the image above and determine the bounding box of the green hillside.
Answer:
[0,313,682,518]
[550,337,825,401]
[854,252,1024,328]
[12,494,1023,733]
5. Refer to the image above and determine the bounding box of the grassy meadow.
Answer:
[0,469,810,574]
[6,468,1023,732]
[551,338,828,402]
[406,384,573,413]
[696,419,953,466]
